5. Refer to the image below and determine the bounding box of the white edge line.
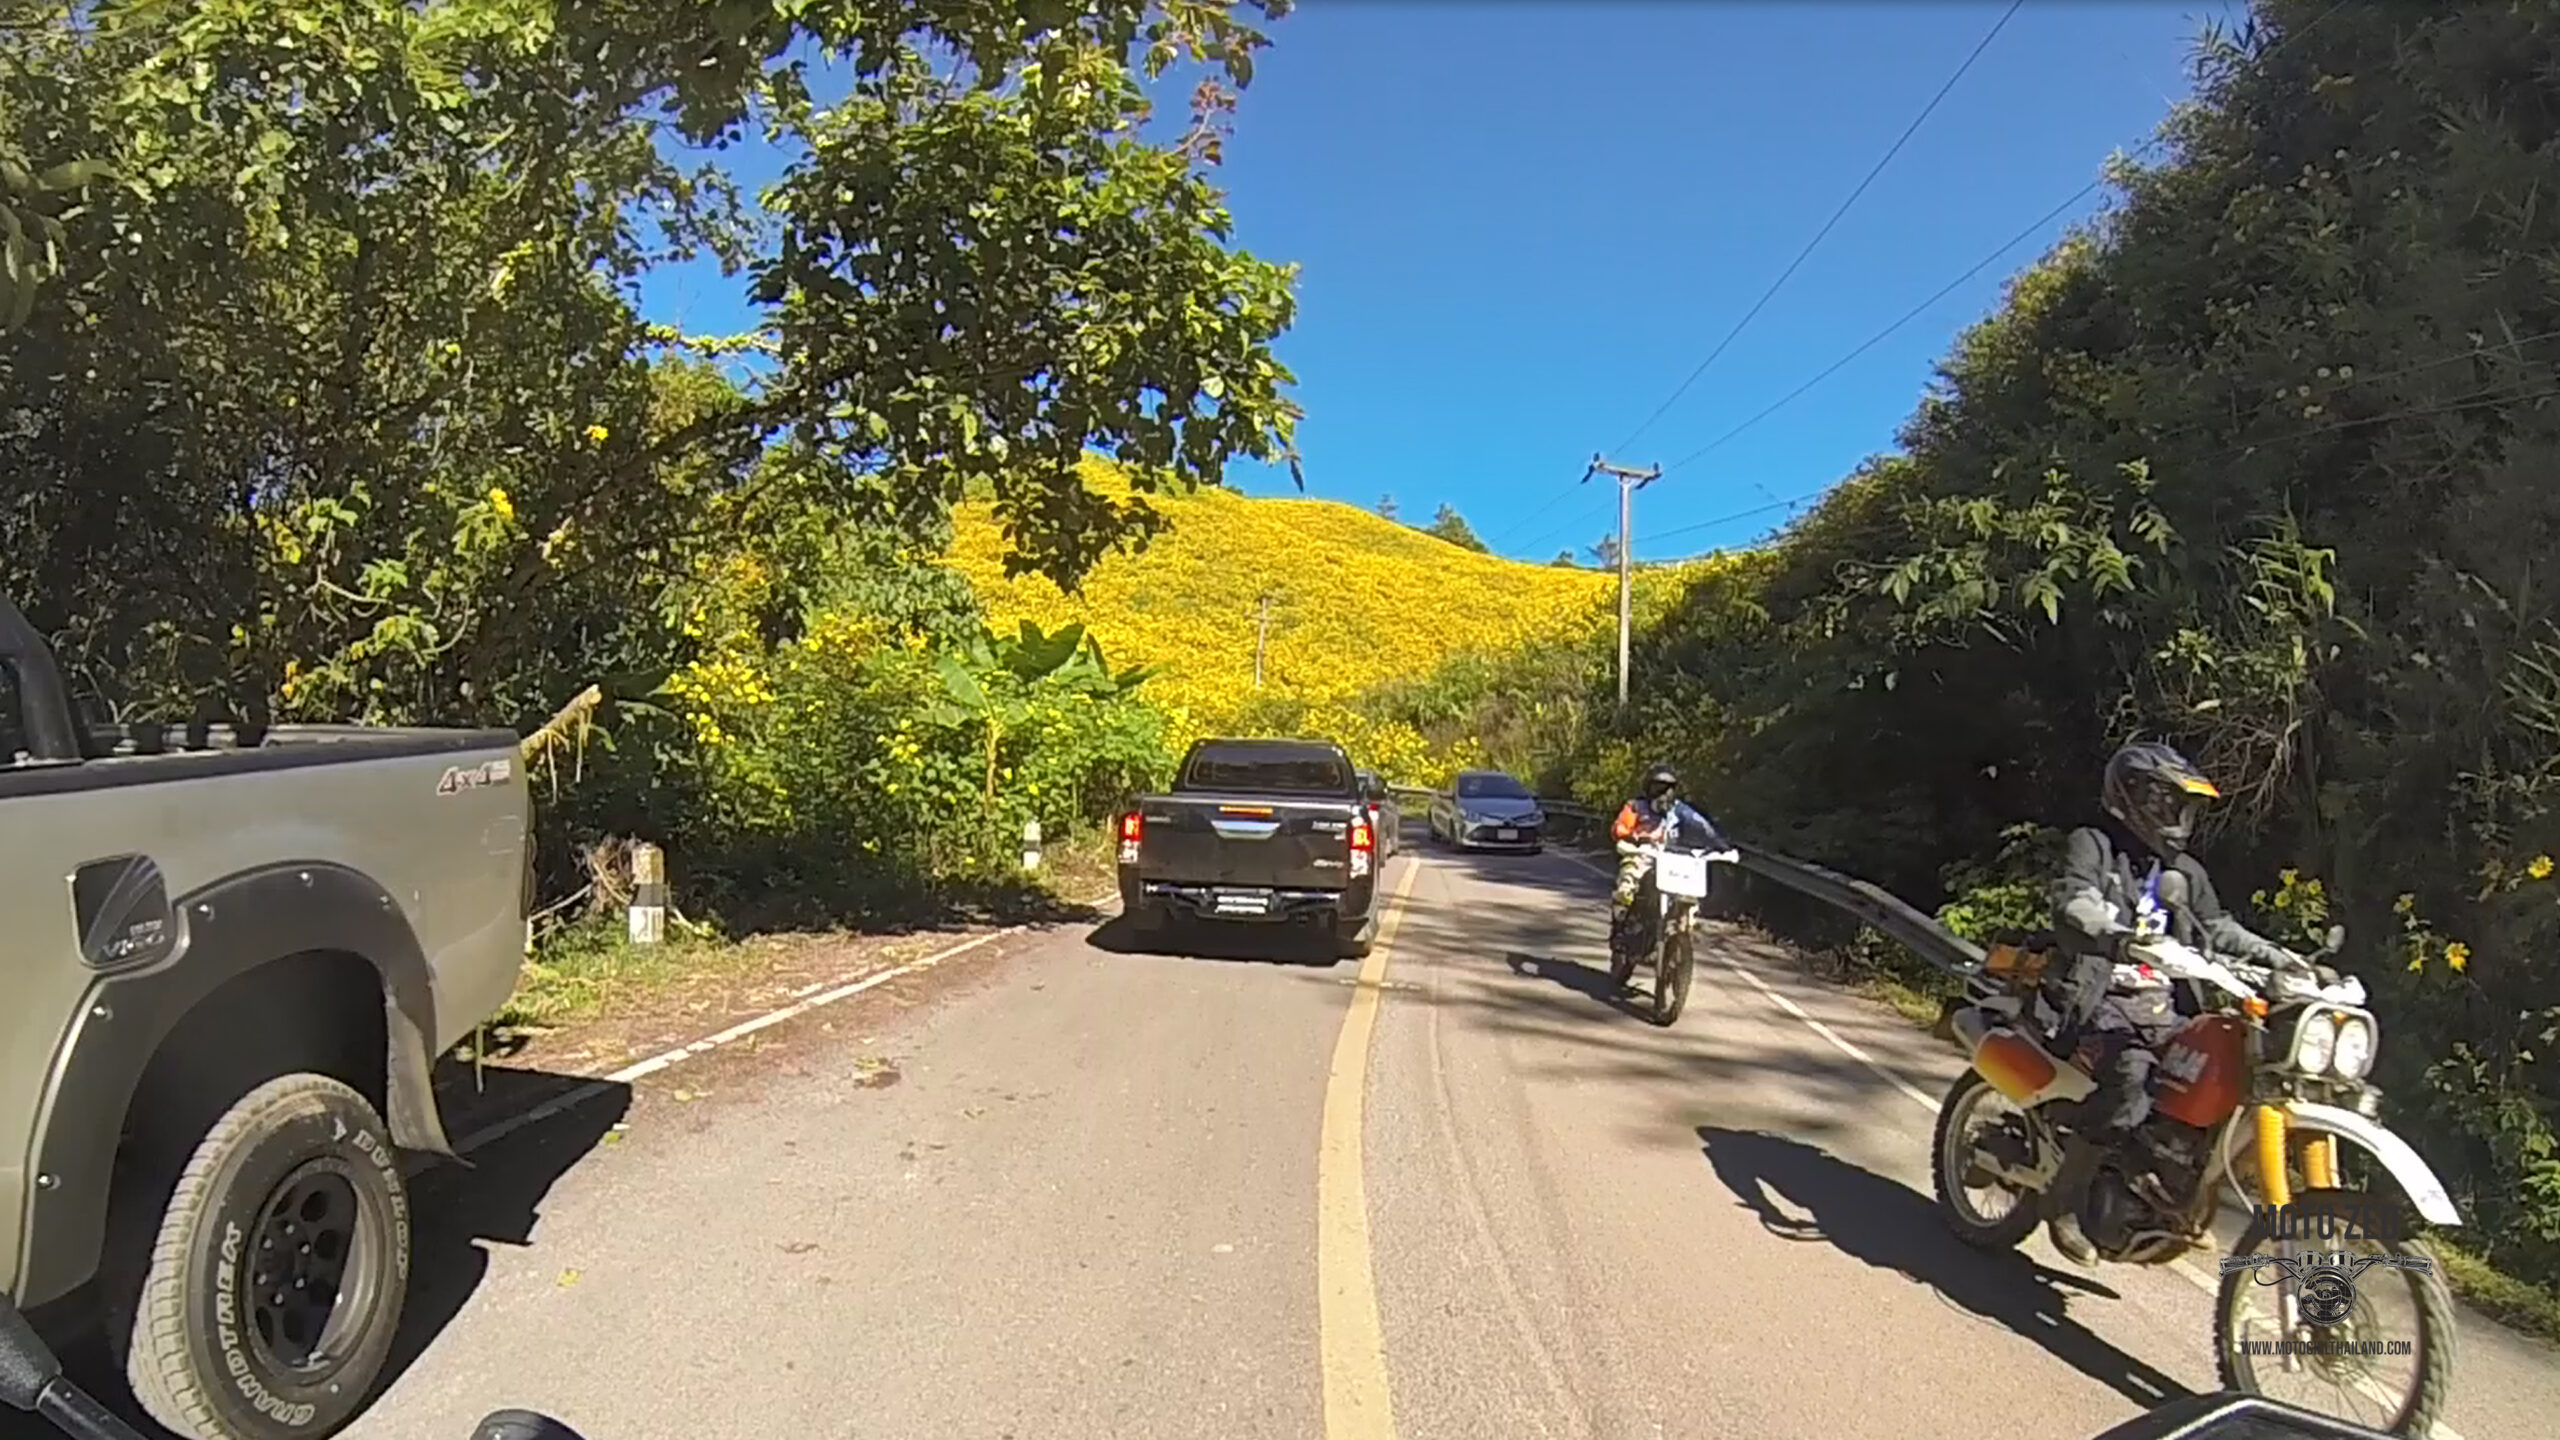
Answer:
[426,889,1120,1168]
[1548,847,2468,1440]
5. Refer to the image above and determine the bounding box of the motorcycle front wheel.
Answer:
[2213,1189,2455,1438]
[1650,928,1693,1026]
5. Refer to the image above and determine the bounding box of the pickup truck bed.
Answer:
[1117,738,1381,958]
[2,596,532,1440]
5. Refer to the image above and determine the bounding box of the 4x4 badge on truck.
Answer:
[436,757,515,795]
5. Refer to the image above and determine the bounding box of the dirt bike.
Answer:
[1930,924,2460,1436]
[1608,843,1736,1027]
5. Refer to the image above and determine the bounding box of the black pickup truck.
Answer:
[1115,737,1382,958]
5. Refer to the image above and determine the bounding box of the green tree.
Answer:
[1423,503,1488,552]
[0,0,1308,728]
[1375,493,1399,521]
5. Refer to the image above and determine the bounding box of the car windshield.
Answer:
[1183,746,1351,795]
[1456,773,1532,800]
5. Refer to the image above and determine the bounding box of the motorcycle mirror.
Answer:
[471,1411,595,1440]
[0,1295,145,1440]
[2084,1391,2395,1440]
[0,1291,60,1412]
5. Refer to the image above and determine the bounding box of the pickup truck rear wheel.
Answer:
[120,1073,410,1440]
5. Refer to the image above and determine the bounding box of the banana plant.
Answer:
[927,620,1158,799]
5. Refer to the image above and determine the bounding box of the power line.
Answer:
[1631,368,2560,568]
[1486,473,1590,551]
[1643,0,2358,479]
[1495,3,2022,554]
[1607,0,2026,458]
[1501,0,2353,561]
[1645,490,1828,547]
[1514,490,1622,562]
[1652,166,2132,479]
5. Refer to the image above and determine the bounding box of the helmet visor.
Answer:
[2129,778,2201,847]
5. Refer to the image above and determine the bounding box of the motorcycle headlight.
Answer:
[2290,1008,2339,1076]
[2331,1011,2379,1079]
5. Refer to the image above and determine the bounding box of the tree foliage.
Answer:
[0,0,1303,721]
[0,0,1306,911]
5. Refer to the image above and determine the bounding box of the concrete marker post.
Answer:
[628,841,666,945]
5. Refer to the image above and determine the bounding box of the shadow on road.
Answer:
[1426,841,1602,905]
[1693,1125,2192,1410]
[1083,912,1344,967]
[1503,949,1651,1022]
[380,1064,632,1394]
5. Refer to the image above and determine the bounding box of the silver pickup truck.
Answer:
[0,597,532,1440]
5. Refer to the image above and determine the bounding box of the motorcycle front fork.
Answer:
[2253,1105,2347,1375]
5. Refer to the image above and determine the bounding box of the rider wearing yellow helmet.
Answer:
[2040,740,2302,1265]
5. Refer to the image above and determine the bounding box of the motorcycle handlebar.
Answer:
[472,1411,593,1440]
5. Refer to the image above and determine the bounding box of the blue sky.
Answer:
[638,0,2239,565]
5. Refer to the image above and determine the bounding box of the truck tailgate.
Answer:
[1138,794,1356,890]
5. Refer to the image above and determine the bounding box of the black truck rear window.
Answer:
[1180,743,1353,796]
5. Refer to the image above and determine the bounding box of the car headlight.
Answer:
[2290,1010,2339,1076]
[2331,1012,2378,1079]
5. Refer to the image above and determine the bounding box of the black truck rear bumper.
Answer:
[1121,875,1376,933]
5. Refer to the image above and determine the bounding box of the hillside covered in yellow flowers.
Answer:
[941,467,1627,782]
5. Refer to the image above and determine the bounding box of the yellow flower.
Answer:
[584,423,610,444]
[2529,855,2553,880]
[487,486,515,523]
[2445,941,2470,973]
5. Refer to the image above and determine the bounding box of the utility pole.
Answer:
[1253,589,1274,689]
[1582,454,1661,711]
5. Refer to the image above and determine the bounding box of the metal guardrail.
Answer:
[1727,841,1984,980]
[1385,780,1981,982]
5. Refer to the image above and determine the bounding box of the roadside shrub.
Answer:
[665,605,1172,925]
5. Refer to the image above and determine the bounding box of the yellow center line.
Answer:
[1317,857,1420,1440]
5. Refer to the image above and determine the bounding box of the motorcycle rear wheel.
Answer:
[1930,1069,2040,1251]
[2213,1189,2455,1438]
[1650,929,1693,1026]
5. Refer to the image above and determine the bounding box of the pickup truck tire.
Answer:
[121,1073,411,1440]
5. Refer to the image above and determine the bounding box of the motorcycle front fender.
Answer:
[2280,1099,2464,1229]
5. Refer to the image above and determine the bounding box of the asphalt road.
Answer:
[341,849,2558,1440]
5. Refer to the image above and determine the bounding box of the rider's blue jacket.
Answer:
[1612,795,1722,847]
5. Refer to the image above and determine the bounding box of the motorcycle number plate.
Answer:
[1655,851,1711,899]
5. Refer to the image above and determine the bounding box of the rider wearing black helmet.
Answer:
[1610,764,1724,951]
[2041,740,2301,1265]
